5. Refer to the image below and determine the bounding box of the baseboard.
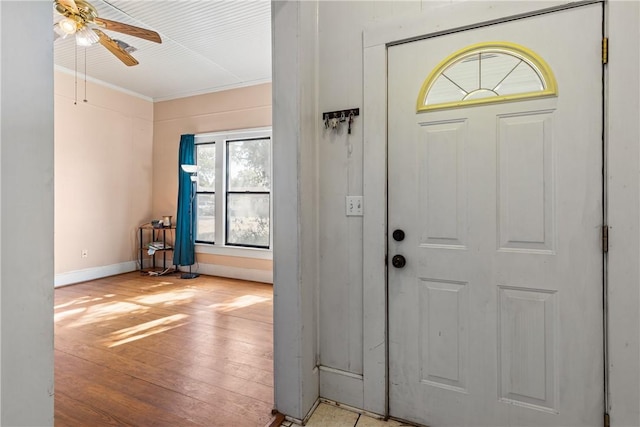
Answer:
[318,398,386,421]
[319,366,364,410]
[185,262,273,284]
[55,260,272,287]
[55,261,137,287]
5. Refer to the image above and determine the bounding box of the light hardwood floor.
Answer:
[54,272,274,426]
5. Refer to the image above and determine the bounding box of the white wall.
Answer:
[607,1,640,425]
[274,0,640,425]
[317,1,422,411]
[0,1,54,425]
[272,0,320,421]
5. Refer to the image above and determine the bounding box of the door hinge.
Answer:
[602,37,609,64]
[602,225,609,253]
[604,412,610,427]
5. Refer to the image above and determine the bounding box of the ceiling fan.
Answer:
[53,0,162,66]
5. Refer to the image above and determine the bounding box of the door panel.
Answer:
[388,5,603,426]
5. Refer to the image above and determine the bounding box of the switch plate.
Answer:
[346,196,363,216]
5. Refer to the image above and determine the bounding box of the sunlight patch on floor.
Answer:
[54,295,106,310]
[146,281,175,289]
[209,294,270,312]
[104,313,190,347]
[65,301,149,327]
[131,288,196,306]
[54,307,86,322]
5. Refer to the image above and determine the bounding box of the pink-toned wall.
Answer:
[54,70,154,275]
[54,77,271,280]
[153,83,272,272]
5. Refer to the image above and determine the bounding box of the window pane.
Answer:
[196,144,215,192]
[196,193,215,242]
[227,138,271,192]
[444,54,479,93]
[481,52,520,90]
[426,75,466,105]
[227,194,270,247]
[494,61,544,95]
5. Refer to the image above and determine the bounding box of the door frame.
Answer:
[361,0,606,417]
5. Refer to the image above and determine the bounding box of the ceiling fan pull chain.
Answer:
[74,42,78,105]
[83,47,88,103]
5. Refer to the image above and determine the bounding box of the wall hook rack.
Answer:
[322,108,360,134]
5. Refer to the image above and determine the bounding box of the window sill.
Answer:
[195,243,272,260]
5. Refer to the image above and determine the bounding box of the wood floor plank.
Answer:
[56,335,274,406]
[56,322,274,385]
[56,351,259,426]
[55,272,274,427]
[55,389,135,427]
[57,307,273,354]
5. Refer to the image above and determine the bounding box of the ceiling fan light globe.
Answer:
[58,17,78,35]
[76,26,99,46]
[53,24,69,39]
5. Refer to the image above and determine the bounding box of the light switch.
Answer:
[346,196,363,216]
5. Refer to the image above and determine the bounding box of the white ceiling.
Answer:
[53,0,272,101]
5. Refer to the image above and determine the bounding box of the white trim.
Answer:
[362,44,388,416]
[55,65,271,103]
[152,78,272,103]
[54,65,153,102]
[318,398,387,421]
[606,2,640,426]
[54,261,137,287]
[195,126,273,143]
[0,1,3,417]
[272,0,320,419]
[193,126,273,251]
[196,243,272,260]
[319,366,365,411]
[184,262,272,284]
[363,1,599,49]
[285,397,321,427]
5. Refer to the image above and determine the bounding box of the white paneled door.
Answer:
[388,4,603,427]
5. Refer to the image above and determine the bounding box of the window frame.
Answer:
[193,127,273,253]
[416,41,558,112]
[225,136,272,249]
[194,142,216,245]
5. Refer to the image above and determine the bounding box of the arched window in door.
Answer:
[417,42,558,112]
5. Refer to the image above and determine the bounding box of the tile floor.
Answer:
[280,403,415,427]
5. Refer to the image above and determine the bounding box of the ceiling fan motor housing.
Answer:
[55,0,97,24]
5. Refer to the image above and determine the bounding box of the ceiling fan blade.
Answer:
[57,0,79,14]
[94,17,161,44]
[94,29,139,67]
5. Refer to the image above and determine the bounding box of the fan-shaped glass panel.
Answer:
[427,76,467,105]
[494,61,544,95]
[480,52,520,90]
[443,55,479,93]
[418,42,557,112]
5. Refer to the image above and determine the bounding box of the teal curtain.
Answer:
[173,134,196,266]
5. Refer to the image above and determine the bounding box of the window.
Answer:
[226,138,271,248]
[417,42,558,112]
[194,128,272,250]
[195,143,215,242]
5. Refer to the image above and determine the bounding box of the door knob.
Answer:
[392,254,406,268]
[392,229,405,242]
